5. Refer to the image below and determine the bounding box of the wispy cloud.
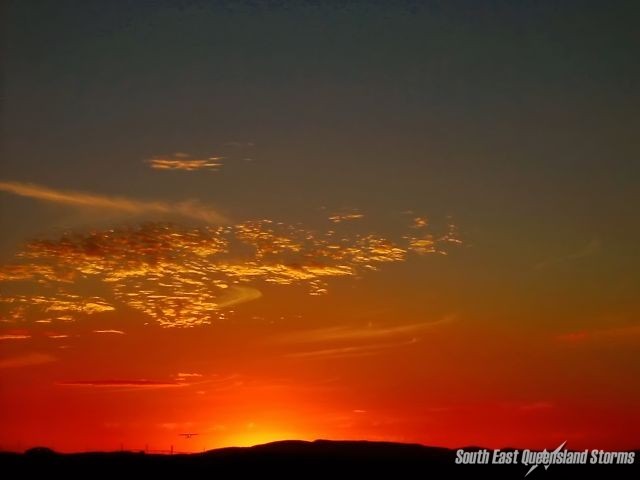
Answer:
[556,323,640,344]
[275,315,456,344]
[328,211,364,223]
[285,339,419,359]
[0,264,62,282]
[0,218,460,327]
[0,181,228,224]
[411,217,428,229]
[146,153,223,172]
[535,238,600,270]
[0,334,31,340]
[57,379,187,388]
[0,294,115,324]
[0,353,57,368]
[57,375,221,391]
[278,317,454,359]
[46,334,69,339]
[92,329,126,335]
[216,286,262,309]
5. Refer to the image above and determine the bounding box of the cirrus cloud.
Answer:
[0,215,461,327]
[0,180,228,224]
[56,379,186,388]
[146,152,224,172]
[0,353,57,368]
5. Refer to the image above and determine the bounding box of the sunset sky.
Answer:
[1,1,638,453]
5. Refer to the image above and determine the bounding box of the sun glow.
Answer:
[223,425,309,447]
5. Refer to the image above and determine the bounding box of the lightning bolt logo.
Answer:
[524,441,567,477]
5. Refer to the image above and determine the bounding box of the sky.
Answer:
[0,0,639,452]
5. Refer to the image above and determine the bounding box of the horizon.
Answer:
[5,438,640,456]
[1,0,638,456]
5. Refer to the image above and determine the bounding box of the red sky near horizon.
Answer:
[1,1,639,453]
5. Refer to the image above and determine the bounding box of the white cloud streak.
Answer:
[0,181,228,224]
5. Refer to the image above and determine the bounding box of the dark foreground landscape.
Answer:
[1,440,638,478]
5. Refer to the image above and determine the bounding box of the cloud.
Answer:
[57,375,223,391]
[0,218,461,327]
[146,153,223,171]
[535,238,601,270]
[275,315,456,344]
[57,379,187,388]
[0,180,228,224]
[0,264,63,282]
[407,235,436,254]
[0,353,57,368]
[215,286,263,309]
[277,317,453,360]
[328,211,364,223]
[285,339,419,359]
[176,373,203,378]
[0,294,114,323]
[406,221,463,255]
[556,323,640,344]
[277,316,454,360]
[411,217,428,228]
[93,329,126,335]
[0,334,31,340]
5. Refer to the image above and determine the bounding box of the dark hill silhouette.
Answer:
[1,440,638,478]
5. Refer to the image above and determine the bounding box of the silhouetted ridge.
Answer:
[2,440,638,479]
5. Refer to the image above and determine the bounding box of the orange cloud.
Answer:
[0,264,68,283]
[328,211,364,223]
[0,294,114,324]
[285,339,419,359]
[0,334,31,340]
[412,217,428,228]
[0,353,57,368]
[0,217,461,327]
[216,286,263,309]
[275,316,455,344]
[146,153,223,171]
[556,323,640,344]
[57,379,186,388]
[0,180,228,223]
[277,317,453,359]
